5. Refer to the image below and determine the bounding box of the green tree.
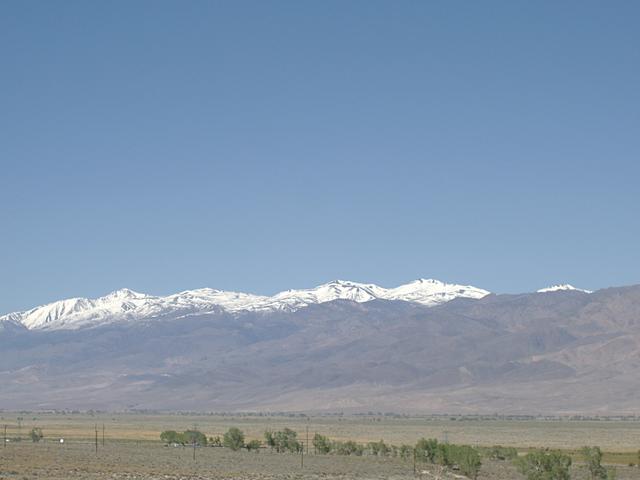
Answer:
[29,428,43,443]
[272,428,301,453]
[435,443,453,466]
[264,430,275,450]
[333,440,363,456]
[582,446,607,480]
[368,439,390,456]
[517,450,572,480]
[313,433,332,454]
[183,430,207,446]
[160,430,182,444]
[223,427,245,451]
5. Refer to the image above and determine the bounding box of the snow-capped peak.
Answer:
[7,289,158,330]
[262,280,381,311]
[0,278,491,331]
[103,288,148,300]
[537,284,592,294]
[382,278,489,304]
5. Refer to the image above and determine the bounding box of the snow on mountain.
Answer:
[257,279,489,312]
[0,279,491,331]
[4,289,158,330]
[381,278,489,304]
[259,280,381,312]
[161,288,269,313]
[0,288,262,331]
[537,284,593,293]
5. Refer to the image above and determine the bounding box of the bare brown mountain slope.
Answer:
[1,286,639,413]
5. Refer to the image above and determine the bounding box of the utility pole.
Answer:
[306,424,309,454]
[193,439,196,461]
[301,442,304,468]
[413,448,416,475]
[94,424,98,454]
[3,424,6,448]
[102,424,105,447]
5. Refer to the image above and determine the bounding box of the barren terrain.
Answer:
[1,414,640,479]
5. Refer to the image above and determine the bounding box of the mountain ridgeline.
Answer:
[0,279,489,330]
[1,280,639,414]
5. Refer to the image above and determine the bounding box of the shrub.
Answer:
[415,439,481,479]
[264,430,275,449]
[390,445,399,457]
[313,433,332,454]
[246,439,261,452]
[486,445,518,461]
[399,444,413,460]
[435,443,453,466]
[453,445,482,479]
[516,450,571,480]
[582,446,607,480]
[368,439,390,456]
[415,438,439,463]
[333,440,364,456]
[29,428,43,443]
[223,427,245,451]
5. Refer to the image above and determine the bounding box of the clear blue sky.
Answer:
[1,1,639,313]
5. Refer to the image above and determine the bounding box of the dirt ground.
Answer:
[1,414,640,479]
[1,442,640,480]
[2,413,640,452]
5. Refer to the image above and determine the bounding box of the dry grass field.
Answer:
[1,413,639,479]
[2,413,639,451]
[0,441,419,480]
[1,441,640,480]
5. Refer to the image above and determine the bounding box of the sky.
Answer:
[1,1,639,313]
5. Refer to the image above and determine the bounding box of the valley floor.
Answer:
[1,414,640,479]
[1,442,640,480]
[2,413,639,451]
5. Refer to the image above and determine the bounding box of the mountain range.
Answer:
[0,279,489,330]
[2,279,639,415]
